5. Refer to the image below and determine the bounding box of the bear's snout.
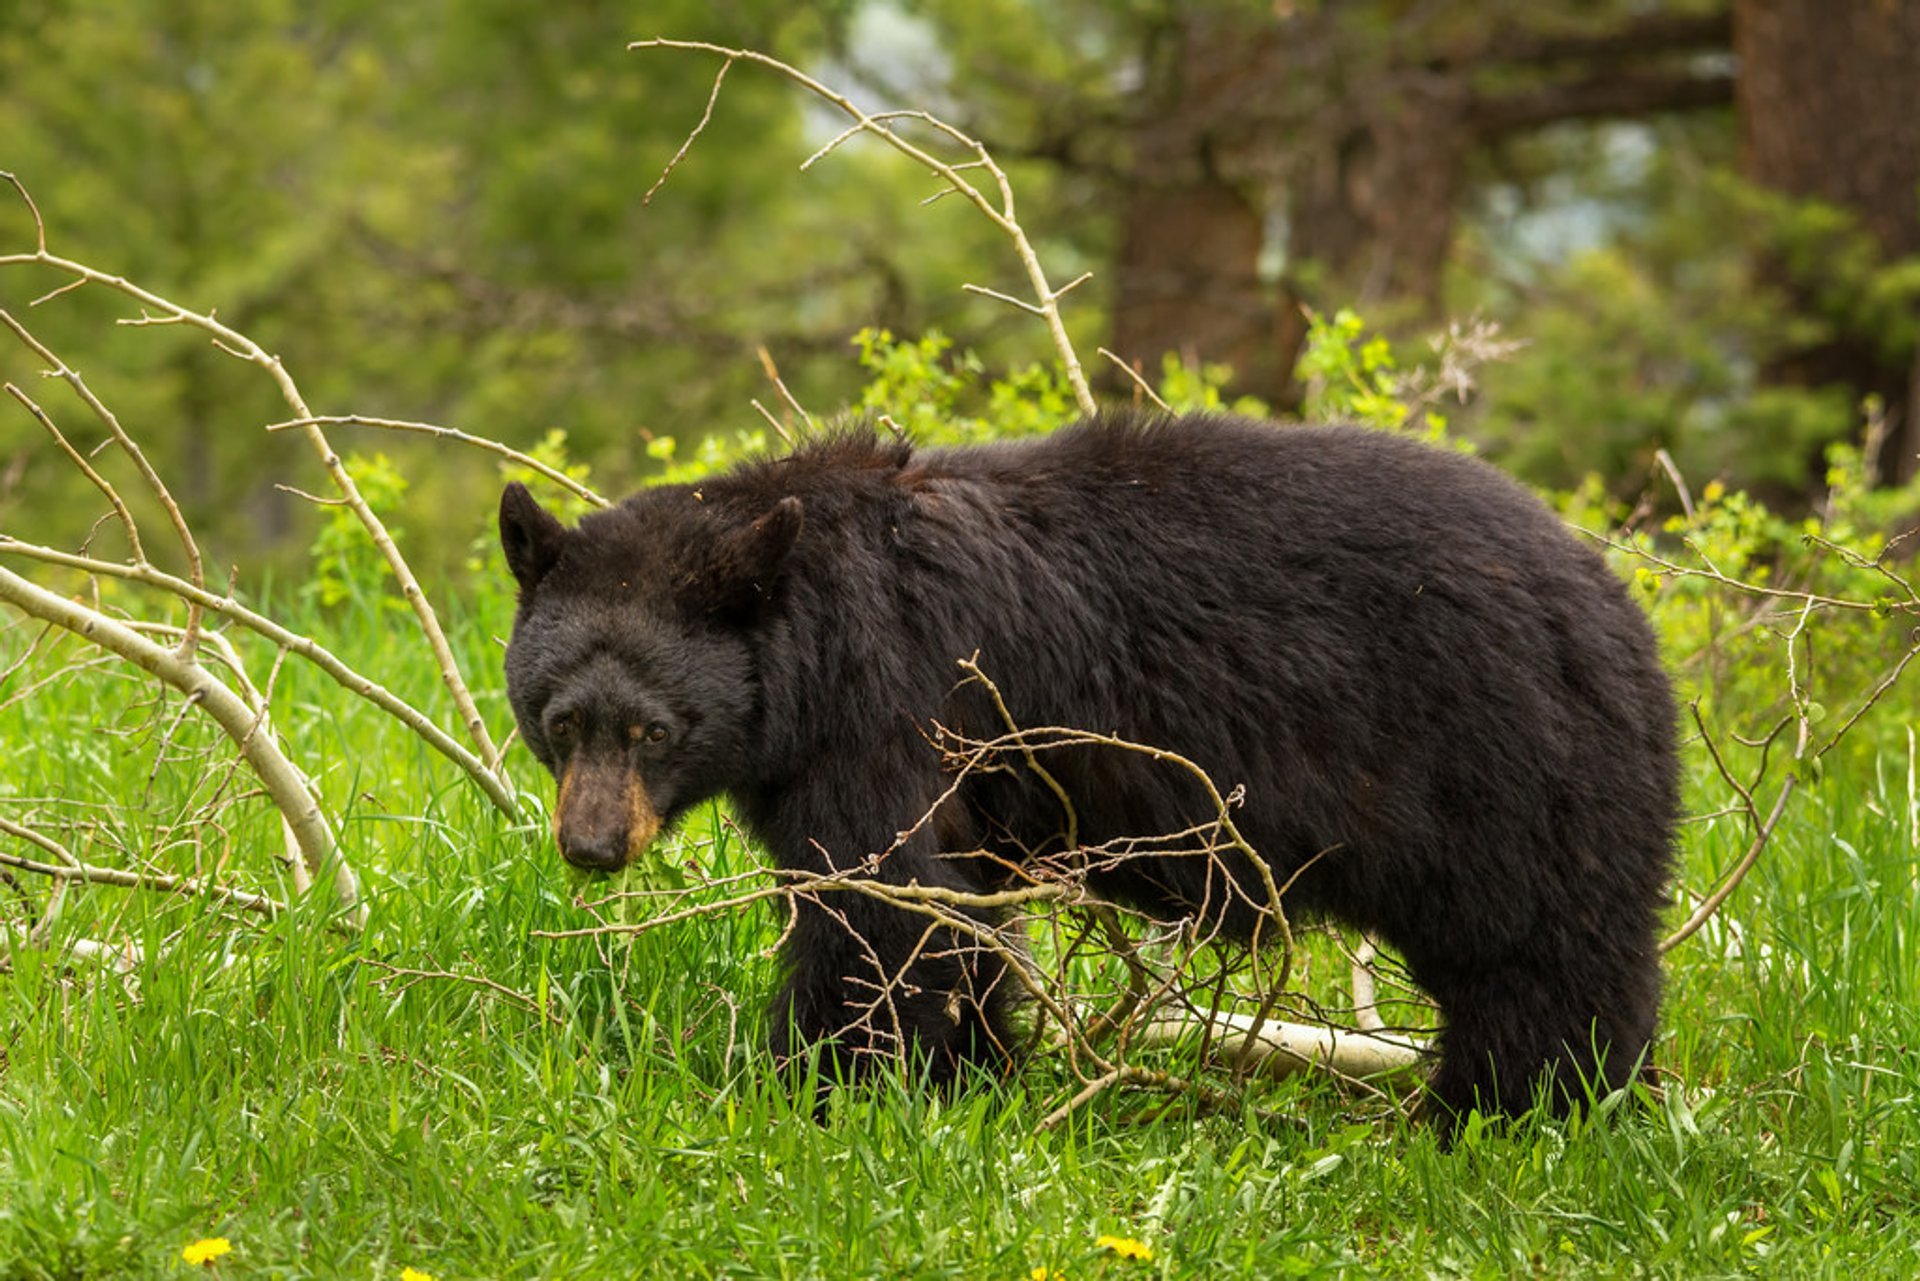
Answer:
[552,757,662,874]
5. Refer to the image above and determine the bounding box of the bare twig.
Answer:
[264,415,607,510]
[0,817,285,918]
[629,40,1097,415]
[1097,348,1173,413]
[1660,775,1798,954]
[1,310,207,653]
[364,958,563,1027]
[3,381,143,560]
[754,345,817,438]
[644,55,734,205]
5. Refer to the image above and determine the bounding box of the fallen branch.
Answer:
[0,564,363,926]
[264,415,608,511]
[0,817,286,919]
[1131,1008,1427,1082]
[534,659,1429,1125]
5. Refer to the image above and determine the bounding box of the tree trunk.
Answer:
[1108,15,1278,403]
[1105,6,1733,412]
[1734,0,1920,486]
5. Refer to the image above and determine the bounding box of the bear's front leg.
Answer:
[770,885,1016,1089]
[751,775,1019,1090]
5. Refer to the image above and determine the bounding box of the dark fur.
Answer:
[500,412,1678,1129]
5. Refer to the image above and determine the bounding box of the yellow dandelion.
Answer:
[1030,1268,1068,1281]
[401,1269,438,1281]
[1095,1234,1154,1261]
[180,1237,233,1266]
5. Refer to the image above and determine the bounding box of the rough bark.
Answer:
[1108,14,1277,401]
[1735,0,1920,486]
[1104,5,1734,409]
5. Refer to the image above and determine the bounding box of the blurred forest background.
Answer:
[2,0,1917,572]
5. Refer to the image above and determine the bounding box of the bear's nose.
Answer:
[559,831,627,873]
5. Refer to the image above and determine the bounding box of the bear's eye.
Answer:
[630,722,670,745]
[547,713,578,746]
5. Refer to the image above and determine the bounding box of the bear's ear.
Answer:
[692,496,803,618]
[499,482,568,592]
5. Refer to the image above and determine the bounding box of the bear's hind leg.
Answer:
[1420,954,1659,1138]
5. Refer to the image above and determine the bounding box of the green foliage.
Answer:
[1727,175,1920,360]
[462,429,606,616]
[1296,307,1416,431]
[498,430,600,528]
[607,326,1084,494]
[302,451,409,609]
[644,427,776,486]
[1470,242,1742,489]
[1298,307,1919,771]
[1293,307,1480,455]
[4,296,1918,1276]
[852,326,1079,444]
[1625,447,1920,769]
[1152,353,1270,418]
[1459,147,1918,501]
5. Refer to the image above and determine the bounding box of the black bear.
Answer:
[499,411,1678,1129]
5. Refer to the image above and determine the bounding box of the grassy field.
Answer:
[1,581,1917,1280]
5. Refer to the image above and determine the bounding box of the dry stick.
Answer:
[0,819,285,918]
[363,959,562,1027]
[950,718,1299,994]
[629,40,1096,416]
[748,399,795,448]
[956,661,1266,1075]
[0,172,506,782]
[1586,529,1897,615]
[1652,448,1696,524]
[643,54,733,206]
[1802,529,1920,606]
[1661,776,1798,954]
[0,535,518,818]
[1128,1009,1426,1083]
[1812,628,1920,759]
[0,310,207,653]
[0,814,80,871]
[265,416,607,510]
[942,718,1426,1083]
[533,706,1422,1105]
[1350,935,1385,1033]
[0,564,363,926]
[0,933,145,974]
[1583,521,1920,951]
[128,620,318,881]
[755,345,816,438]
[1097,348,1173,413]
[979,730,1429,1088]
[3,382,142,558]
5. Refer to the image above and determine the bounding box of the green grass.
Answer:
[2,584,1918,1279]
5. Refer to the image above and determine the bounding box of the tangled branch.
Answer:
[535,660,1430,1127]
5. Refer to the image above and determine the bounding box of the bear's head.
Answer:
[498,481,802,872]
